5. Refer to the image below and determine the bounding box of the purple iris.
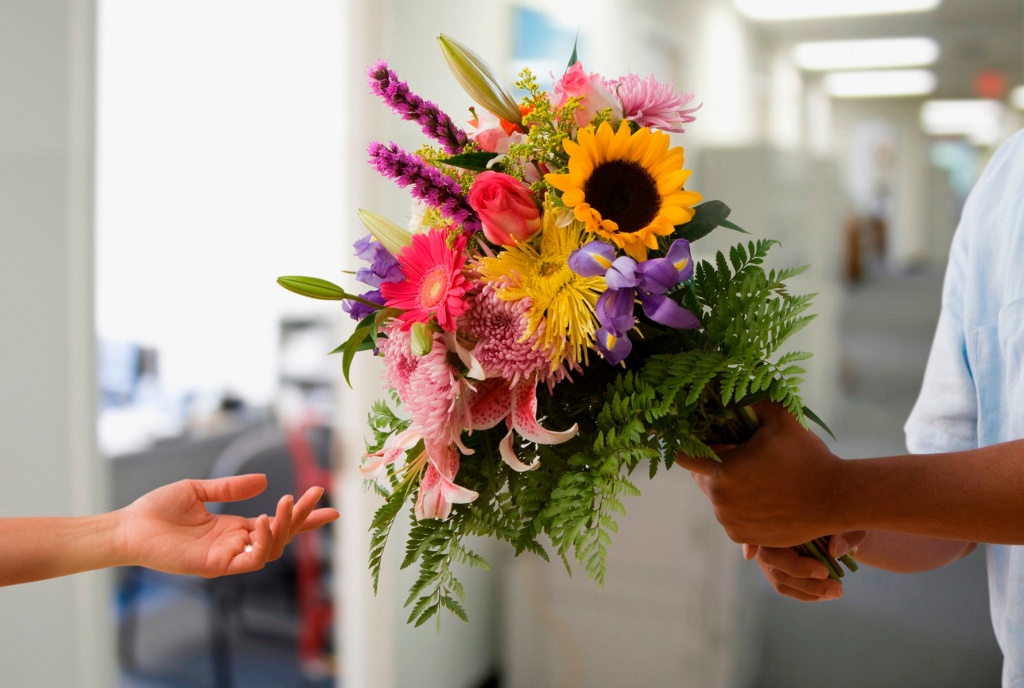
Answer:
[347,235,403,321]
[570,239,699,365]
[343,289,385,322]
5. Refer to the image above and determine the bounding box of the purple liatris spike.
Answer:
[368,141,482,233]
[368,60,470,155]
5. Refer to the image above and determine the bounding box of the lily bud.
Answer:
[277,276,347,300]
[410,321,434,356]
[437,34,523,129]
[358,209,412,256]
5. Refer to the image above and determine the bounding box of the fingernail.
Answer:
[811,568,829,580]
[831,536,849,559]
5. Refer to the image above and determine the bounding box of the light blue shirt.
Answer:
[905,129,1024,687]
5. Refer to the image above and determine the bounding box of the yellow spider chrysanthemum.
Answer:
[476,212,604,366]
[545,120,702,261]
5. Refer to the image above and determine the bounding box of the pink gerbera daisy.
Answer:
[604,73,701,133]
[381,227,469,331]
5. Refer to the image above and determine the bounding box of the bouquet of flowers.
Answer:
[279,35,854,626]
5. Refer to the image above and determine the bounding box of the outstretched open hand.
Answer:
[118,474,339,578]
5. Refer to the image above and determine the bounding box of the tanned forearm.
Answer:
[851,531,976,573]
[834,439,1024,544]
[0,513,128,586]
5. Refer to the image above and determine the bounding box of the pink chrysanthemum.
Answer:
[462,285,574,391]
[604,73,701,133]
[381,227,469,331]
[380,322,465,444]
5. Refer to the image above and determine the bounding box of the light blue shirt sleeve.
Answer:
[904,221,978,454]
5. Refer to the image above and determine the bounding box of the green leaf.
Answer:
[720,219,750,234]
[443,151,501,172]
[567,30,579,69]
[277,276,347,300]
[803,405,836,440]
[440,596,469,623]
[676,200,731,243]
[342,324,373,387]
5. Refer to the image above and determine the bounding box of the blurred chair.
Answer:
[118,421,334,687]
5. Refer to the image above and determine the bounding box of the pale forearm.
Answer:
[836,439,1024,544]
[0,512,128,586]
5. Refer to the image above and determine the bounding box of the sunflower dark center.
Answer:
[583,160,661,234]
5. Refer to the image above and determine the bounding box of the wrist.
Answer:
[105,508,136,568]
[809,450,853,536]
[826,456,880,535]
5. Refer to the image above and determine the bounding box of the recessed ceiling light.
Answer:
[921,99,1005,145]
[735,0,941,21]
[1010,85,1024,110]
[794,38,940,71]
[824,70,937,98]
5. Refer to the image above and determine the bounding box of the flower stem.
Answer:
[803,539,842,582]
[343,292,386,309]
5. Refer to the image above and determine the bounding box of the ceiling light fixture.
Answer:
[1010,86,1024,110]
[735,0,941,21]
[823,70,937,98]
[921,99,1005,145]
[794,38,940,71]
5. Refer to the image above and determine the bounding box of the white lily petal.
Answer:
[511,382,579,445]
[499,429,541,472]
[358,455,386,480]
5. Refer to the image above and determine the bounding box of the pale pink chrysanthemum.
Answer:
[461,285,574,391]
[380,322,466,444]
[604,73,701,133]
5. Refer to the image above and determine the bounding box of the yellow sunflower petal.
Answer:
[545,172,572,192]
[656,169,689,195]
[549,123,700,257]
[660,205,690,224]
[562,189,585,206]
[607,120,633,161]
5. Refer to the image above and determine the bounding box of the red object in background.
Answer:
[286,419,335,674]
[974,69,1008,99]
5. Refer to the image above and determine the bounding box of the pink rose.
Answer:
[553,62,623,127]
[468,172,541,246]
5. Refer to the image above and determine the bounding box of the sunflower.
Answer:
[476,211,604,366]
[545,120,702,261]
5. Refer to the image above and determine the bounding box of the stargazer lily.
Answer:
[570,238,700,364]
[464,378,577,472]
[359,426,422,480]
[414,441,479,521]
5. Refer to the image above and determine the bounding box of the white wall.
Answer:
[95,0,345,405]
[0,1,115,685]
